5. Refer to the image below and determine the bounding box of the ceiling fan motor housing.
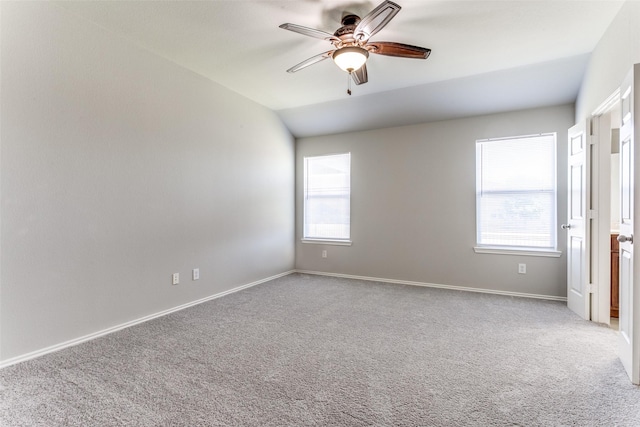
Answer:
[334,14,361,42]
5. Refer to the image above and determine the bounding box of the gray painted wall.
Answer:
[295,104,574,298]
[576,1,640,121]
[0,2,294,362]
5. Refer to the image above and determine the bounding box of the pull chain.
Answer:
[347,71,352,96]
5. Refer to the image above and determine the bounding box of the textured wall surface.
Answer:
[296,105,574,298]
[576,1,640,121]
[0,2,294,362]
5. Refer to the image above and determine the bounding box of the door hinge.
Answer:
[588,210,598,219]
[587,283,595,294]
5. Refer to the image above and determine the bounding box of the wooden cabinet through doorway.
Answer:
[611,233,620,318]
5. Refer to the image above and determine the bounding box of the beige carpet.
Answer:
[1,273,639,426]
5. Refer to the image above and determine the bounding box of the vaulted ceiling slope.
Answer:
[55,1,624,137]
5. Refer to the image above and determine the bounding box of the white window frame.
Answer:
[302,153,352,246]
[474,133,561,257]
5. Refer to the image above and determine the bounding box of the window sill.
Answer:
[473,246,562,258]
[302,239,352,246]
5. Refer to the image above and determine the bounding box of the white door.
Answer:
[565,121,591,320]
[618,66,639,384]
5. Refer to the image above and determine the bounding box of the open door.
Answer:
[565,120,591,320]
[618,66,639,384]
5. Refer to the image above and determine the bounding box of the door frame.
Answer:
[591,80,640,384]
[591,89,620,325]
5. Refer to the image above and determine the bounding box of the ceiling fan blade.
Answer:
[279,23,341,43]
[367,42,431,59]
[286,50,335,73]
[353,1,401,42]
[351,64,368,85]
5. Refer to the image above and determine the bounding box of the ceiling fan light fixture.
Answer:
[332,46,369,73]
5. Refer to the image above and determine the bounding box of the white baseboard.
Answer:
[294,270,568,302]
[1,269,566,368]
[0,270,295,369]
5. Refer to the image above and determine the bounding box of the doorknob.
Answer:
[618,234,634,244]
[561,224,572,230]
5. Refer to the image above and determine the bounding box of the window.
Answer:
[475,134,557,252]
[303,153,351,243]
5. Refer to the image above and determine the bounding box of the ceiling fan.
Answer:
[279,0,431,94]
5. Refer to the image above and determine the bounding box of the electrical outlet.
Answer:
[518,263,526,274]
[172,273,180,285]
[193,268,200,280]
[322,250,327,258]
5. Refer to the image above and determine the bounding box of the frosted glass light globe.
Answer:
[332,47,369,72]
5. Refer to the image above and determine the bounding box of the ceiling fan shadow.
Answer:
[320,1,375,29]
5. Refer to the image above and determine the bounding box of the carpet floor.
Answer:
[1,273,639,426]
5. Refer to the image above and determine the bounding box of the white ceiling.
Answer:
[54,0,625,137]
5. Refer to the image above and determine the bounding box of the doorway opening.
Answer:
[590,90,621,329]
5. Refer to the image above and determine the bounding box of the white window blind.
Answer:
[476,134,557,249]
[304,153,351,241]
